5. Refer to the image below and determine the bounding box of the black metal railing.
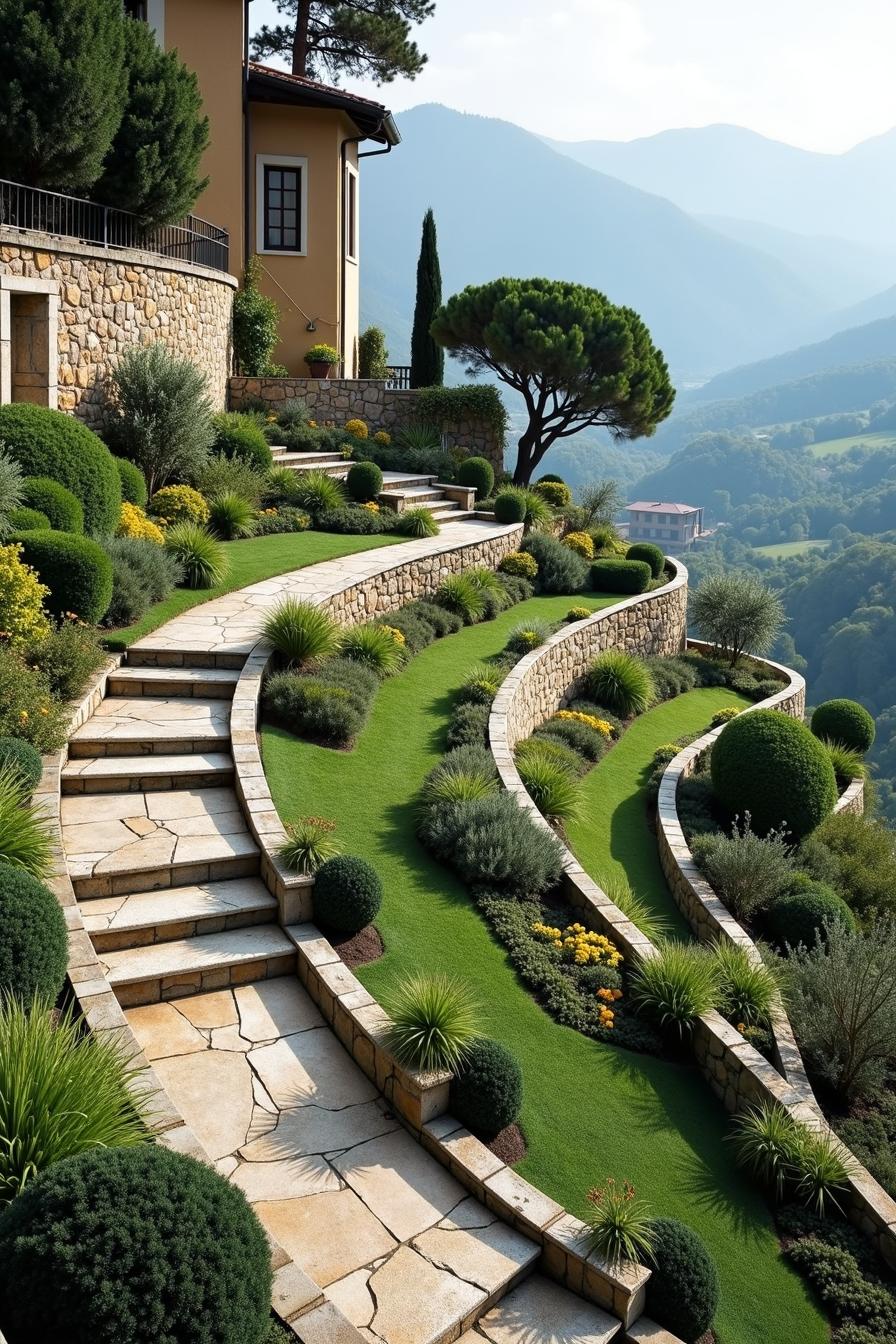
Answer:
[0,179,229,272]
[386,364,412,390]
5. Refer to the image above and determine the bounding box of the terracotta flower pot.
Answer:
[308,361,334,379]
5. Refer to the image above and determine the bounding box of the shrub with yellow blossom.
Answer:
[566,606,591,621]
[562,531,595,559]
[373,430,391,446]
[0,543,51,652]
[380,625,406,647]
[116,502,164,545]
[553,709,613,737]
[148,484,210,528]
[711,706,742,728]
[531,920,622,968]
[345,418,369,439]
[498,551,539,580]
[361,500,380,513]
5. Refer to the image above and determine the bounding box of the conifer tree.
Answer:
[410,208,444,388]
[252,0,434,83]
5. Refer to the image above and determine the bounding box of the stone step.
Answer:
[379,471,439,489]
[270,449,346,467]
[62,786,259,899]
[97,925,295,1007]
[68,696,231,758]
[108,665,240,699]
[462,1274,621,1343]
[379,485,446,505]
[84,877,278,952]
[62,752,234,794]
[125,646,248,671]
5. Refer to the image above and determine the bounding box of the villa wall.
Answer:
[229,375,506,474]
[0,230,236,423]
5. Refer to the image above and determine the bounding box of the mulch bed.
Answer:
[486,1123,527,1165]
[331,924,384,969]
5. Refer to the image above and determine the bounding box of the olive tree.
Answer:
[105,345,214,496]
[430,278,675,485]
[690,571,785,666]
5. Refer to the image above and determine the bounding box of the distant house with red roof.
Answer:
[626,501,705,550]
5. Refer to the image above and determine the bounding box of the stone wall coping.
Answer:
[0,225,238,287]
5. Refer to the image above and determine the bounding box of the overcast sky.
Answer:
[250,0,896,153]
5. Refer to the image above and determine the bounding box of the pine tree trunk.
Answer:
[410,208,444,389]
[292,0,313,75]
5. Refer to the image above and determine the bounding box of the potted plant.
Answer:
[305,343,341,379]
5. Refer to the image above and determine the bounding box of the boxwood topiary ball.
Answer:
[766,883,855,950]
[113,456,148,507]
[450,1037,522,1138]
[710,709,838,840]
[0,403,120,535]
[0,1146,272,1344]
[626,541,665,578]
[457,456,494,499]
[811,698,876,753]
[13,529,114,623]
[313,854,383,935]
[0,736,43,796]
[346,460,384,503]
[493,488,527,524]
[21,477,84,533]
[644,1217,719,1342]
[0,863,67,1001]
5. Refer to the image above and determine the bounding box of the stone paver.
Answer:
[332,1128,467,1242]
[461,1274,621,1343]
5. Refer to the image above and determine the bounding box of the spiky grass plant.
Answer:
[435,573,487,624]
[384,974,480,1074]
[458,662,505,706]
[516,751,582,824]
[820,738,869,789]
[279,816,340,875]
[598,870,672,944]
[516,735,587,779]
[507,619,551,654]
[290,469,346,514]
[585,650,655,718]
[791,1127,856,1215]
[729,1100,803,1201]
[0,994,149,1203]
[261,598,342,668]
[163,523,229,589]
[208,490,255,540]
[265,465,300,502]
[419,764,499,809]
[339,623,404,677]
[394,506,439,538]
[583,1178,655,1268]
[0,449,24,539]
[0,765,53,877]
[629,941,721,1035]
[714,942,781,1027]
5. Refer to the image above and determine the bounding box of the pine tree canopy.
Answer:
[252,1,435,83]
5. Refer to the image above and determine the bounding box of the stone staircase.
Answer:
[270,443,477,524]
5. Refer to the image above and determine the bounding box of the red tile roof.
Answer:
[248,62,388,113]
[627,501,701,515]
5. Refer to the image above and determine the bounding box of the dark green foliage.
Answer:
[233,257,280,377]
[26,621,107,700]
[0,649,66,752]
[264,658,379,747]
[357,438,455,482]
[411,208,444,388]
[521,533,588,593]
[786,1237,896,1335]
[766,884,855,950]
[446,701,490,749]
[358,327,389,380]
[6,506,48,531]
[493,488,526,524]
[675,776,719,841]
[0,0,126,192]
[101,536,182,628]
[644,1218,720,1343]
[534,718,607,763]
[418,792,563,897]
[586,650,654,718]
[431,277,674,484]
[112,456,147,507]
[415,385,508,438]
[589,558,652,594]
[457,456,494,499]
[645,655,699,701]
[495,573,534,606]
[811,700,876,753]
[251,0,434,84]
[0,405,120,536]
[801,812,896,919]
[0,738,42,796]
[315,507,391,535]
[313,855,383,935]
[93,17,209,226]
[0,1145,272,1344]
[22,478,83,533]
[450,1037,522,1138]
[627,541,665,577]
[0,864,67,1001]
[251,507,310,537]
[14,530,113,623]
[346,460,383,502]
[711,709,838,840]
[211,413,273,471]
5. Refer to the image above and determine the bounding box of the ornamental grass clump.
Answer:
[629,942,721,1035]
[820,739,868,790]
[419,748,498,810]
[278,816,340,875]
[516,748,582,824]
[0,767,53,879]
[457,662,504,706]
[262,598,341,668]
[434,573,487,624]
[163,522,228,589]
[585,650,654,718]
[713,942,780,1027]
[207,490,255,540]
[290,469,346,515]
[583,1178,655,1268]
[507,619,551,654]
[385,974,480,1074]
[394,506,439,538]
[731,1102,856,1213]
[598,870,672,944]
[340,622,404,677]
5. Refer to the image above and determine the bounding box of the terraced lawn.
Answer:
[261,597,827,1344]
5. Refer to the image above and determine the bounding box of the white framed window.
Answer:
[344,163,358,264]
[256,154,308,256]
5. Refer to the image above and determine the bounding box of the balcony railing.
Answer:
[0,179,229,273]
[386,365,412,390]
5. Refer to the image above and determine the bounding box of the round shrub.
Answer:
[346,460,383,502]
[590,558,651,594]
[457,456,494,499]
[811,699,876,753]
[521,533,588,593]
[313,854,383,935]
[0,1145,272,1344]
[15,530,113,623]
[534,479,571,507]
[493,487,526,524]
[627,541,665,578]
[22,478,83,533]
[766,883,856,949]
[7,506,49,531]
[113,455,148,507]
[644,1217,719,1342]
[149,484,210,527]
[498,551,538,580]
[562,530,594,559]
[711,709,838,840]
[450,1037,523,1138]
[0,404,120,536]
[211,411,273,471]
[0,864,67,1001]
[585,650,654,717]
[0,737,43,796]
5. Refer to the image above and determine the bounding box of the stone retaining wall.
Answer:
[229,375,506,474]
[1,229,235,422]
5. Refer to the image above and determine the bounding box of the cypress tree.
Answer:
[94,20,210,227]
[0,0,126,191]
[410,208,444,388]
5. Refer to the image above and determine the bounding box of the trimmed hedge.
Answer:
[113,456,148,507]
[811,699,876,753]
[711,709,838,840]
[0,1146,272,1344]
[0,737,43,795]
[6,506,49,531]
[211,412,273,471]
[14,530,113,623]
[493,488,526,524]
[766,883,855,949]
[0,404,120,535]
[313,855,383,935]
[644,1217,720,1342]
[626,541,665,577]
[450,1037,522,1138]
[22,478,84,533]
[346,460,383,502]
[457,456,494,499]
[589,557,651,594]
[0,864,67,1001]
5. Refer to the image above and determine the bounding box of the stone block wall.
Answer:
[0,229,236,423]
[229,375,506,475]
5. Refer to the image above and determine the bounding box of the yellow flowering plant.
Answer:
[148,484,210,527]
[345,418,369,439]
[566,606,591,621]
[0,544,51,652]
[116,502,164,545]
[380,625,406,646]
[361,501,380,513]
[562,531,595,559]
[553,709,613,737]
[373,430,391,446]
[531,920,623,968]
